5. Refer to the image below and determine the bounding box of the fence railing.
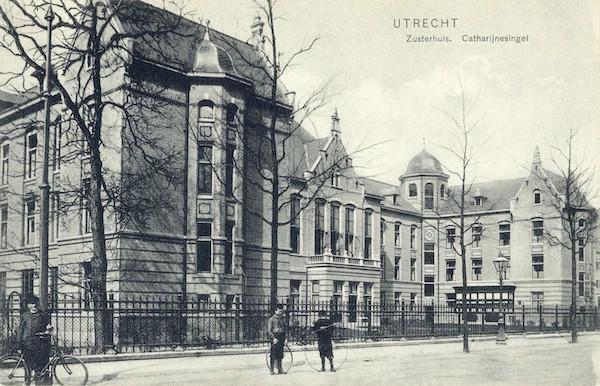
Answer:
[1,296,598,355]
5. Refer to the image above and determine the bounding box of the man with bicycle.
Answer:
[18,295,53,385]
[267,304,287,375]
[312,310,335,372]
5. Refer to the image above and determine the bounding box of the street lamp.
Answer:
[493,253,509,345]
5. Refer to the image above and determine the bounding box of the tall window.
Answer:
[1,142,8,185]
[472,258,482,281]
[410,258,416,281]
[197,144,212,195]
[314,200,325,254]
[290,195,301,254]
[394,256,401,280]
[424,275,434,297]
[226,104,238,140]
[446,227,455,249]
[440,184,446,199]
[408,183,417,198]
[311,280,320,303]
[22,269,34,298]
[345,206,355,255]
[533,189,541,204]
[578,272,585,297]
[394,291,401,306]
[82,262,92,309]
[196,222,212,272]
[472,223,482,247]
[333,281,343,309]
[410,225,416,249]
[330,203,340,254]
[363,283,373,318]
[380,219,386,246]
[82,178,91,234]
[446,259,455,281]
[394,222,401,247]
[578,237,585,262]
[532,254,544,278]
[25,196,36,245]
[225,144,235,198]
[532,219,544,243]
[290,280,301,307]
[424,243,435,265]
[225,222,234,274]
[424,183,434,209]
[0,204,6,249]
[499,223,510,246]
[364,210,372,258]
[26,132,37,179]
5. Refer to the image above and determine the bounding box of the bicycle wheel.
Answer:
[0,355,31,385]
[265,344,294,374]
[52,355,88,386]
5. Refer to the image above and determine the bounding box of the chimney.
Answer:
[532,145,541,171]
[331,108,340,137]
[250,14,265,51]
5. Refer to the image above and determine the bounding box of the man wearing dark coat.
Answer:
[312,310,335,372]
[267,304,287,374]
[18,295,52,385]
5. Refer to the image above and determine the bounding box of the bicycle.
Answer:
[0,333,88,386]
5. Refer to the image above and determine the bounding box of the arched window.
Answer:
[198,100,214,121]
[198,101,214,139]
[533,189,541,204]
[440,184,446,199]
[408,183,417,198]
[424,183,434,210]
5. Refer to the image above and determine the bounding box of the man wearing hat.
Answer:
[267,304,287,375]
[18,295,53,384]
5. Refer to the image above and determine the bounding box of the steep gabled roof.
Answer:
[439,178,524,215]
[111,0,287,100]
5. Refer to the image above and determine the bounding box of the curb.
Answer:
[78,330,599,364]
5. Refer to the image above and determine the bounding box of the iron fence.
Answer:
[0,295,598,355]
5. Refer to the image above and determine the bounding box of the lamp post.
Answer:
[493,253,509,345]
[39,5,54,313]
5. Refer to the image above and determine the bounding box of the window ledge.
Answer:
[197,194,214,199]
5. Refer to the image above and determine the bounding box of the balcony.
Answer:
[306,251,381,268]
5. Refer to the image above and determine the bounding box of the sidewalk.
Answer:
[79,330,600,364]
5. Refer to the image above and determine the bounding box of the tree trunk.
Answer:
[571,241,577,343]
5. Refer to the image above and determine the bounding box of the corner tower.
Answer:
[399,148,448,213]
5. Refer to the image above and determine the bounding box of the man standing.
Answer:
[267,304,287,375]
[18,295,53,385]
[312,310,335,372]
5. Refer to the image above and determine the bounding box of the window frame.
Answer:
[394,222,401,247]
[424,242,435,265]
[410,225,417,250]
[471,258,482,281]
[290,195,301,254]
[532,219,544,244]
[197,143,213,195]
[26,131,38,180]
[408,183,417,198]
[330,202,340,254]
[196,222,213,273]
[499,223,511,246]
[424,183,434,210]
[1,141,9,185]
[25,196,36,245]
[344,205,355,255]
[364,209,373,259]
[446,227,456,249]
[314,200,325,255]
[446,259,456,281]
[472,223,482,248]
[532,254,544,278]
[394,256,401,280]
[0,203,7,249]
[533,189,541,205]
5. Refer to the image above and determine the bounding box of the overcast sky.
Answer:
[164,0,600,198]
[2,0,599,201]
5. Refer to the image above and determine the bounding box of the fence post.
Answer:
[522,304,525,333]
[235,296,241,342]
[555,304,559,331]
[401,301,406,337]
[538,305,543,332]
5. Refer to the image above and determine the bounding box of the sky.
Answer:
[2,0,600,201]
[159,0,600,199]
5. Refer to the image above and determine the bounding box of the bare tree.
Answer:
[0,0,195,349]
[436,79,489,354]
[534,128,598,344]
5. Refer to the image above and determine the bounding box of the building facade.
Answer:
[0,2,596,310]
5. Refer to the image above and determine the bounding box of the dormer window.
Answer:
[533,189,541,204]
[408,183,417,198]
[474,197,483,206]
[424,183,434,210]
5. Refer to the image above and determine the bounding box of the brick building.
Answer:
[0,1,595,309]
